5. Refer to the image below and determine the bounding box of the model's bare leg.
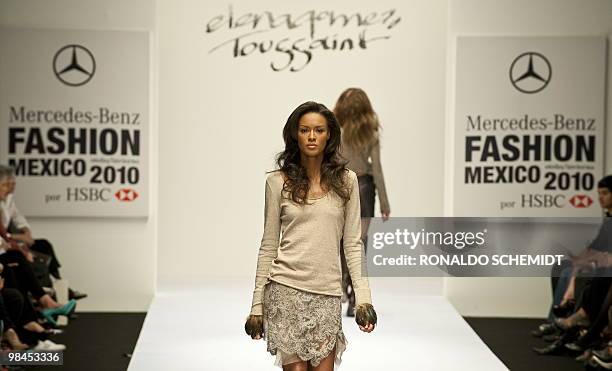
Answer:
[310,346,336,371]
[283,360,308,371]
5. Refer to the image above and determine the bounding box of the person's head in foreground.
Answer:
[0,165,14,201]
[598,175,612,213]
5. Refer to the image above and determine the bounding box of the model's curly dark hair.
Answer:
[275,101,351,205]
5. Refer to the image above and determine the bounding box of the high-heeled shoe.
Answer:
[533,339,567,355]
[575,349,592,363]
[543,333,562,342]
[554,312,590,331]
[592,354,612,370]
[593,342,612,362]
[40,299,77,326]
[531,323,557,337]
[69,288,88,301]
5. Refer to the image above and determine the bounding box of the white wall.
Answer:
[444,0,612,317]
[0,0,157,311]
[156,0,448,300]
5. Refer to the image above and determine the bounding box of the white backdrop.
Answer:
[156,0,448,300]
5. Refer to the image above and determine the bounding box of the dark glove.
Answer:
[355,303,377,327]
[245,314,264,339]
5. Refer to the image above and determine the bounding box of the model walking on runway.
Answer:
[245,101,377,370]
[334,88,391,316]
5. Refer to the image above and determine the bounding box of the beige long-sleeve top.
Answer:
[339,135,390,213]
[250,169,372,316]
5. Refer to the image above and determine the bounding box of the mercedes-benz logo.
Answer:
[53,44,96,86]
[509,52,551,94]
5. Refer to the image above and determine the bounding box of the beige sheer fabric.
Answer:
[263,281,347,368]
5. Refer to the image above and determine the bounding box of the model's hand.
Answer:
[381,210,390,222]
[245,314,264,340]
[355,303,377,333]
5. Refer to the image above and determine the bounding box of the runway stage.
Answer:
[128,278,508,370]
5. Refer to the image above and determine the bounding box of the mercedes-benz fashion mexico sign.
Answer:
[53,44,96,87]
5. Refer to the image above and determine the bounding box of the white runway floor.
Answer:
[128,278,508,371]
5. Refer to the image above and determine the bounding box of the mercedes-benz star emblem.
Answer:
[53,44,96,86]
[509,52,551,94]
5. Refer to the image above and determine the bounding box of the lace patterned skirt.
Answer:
[263,280,347,368]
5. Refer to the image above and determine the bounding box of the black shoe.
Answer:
[532,323,556,337]
[69,288,88,301]
[594,349,612,363]
[565,342,586,353]
[592,354,612,370]
[553,300,576,318]
[575,350,592,363]
[543,333,562,343]
[533,340,567,356]
[554,316,590,331]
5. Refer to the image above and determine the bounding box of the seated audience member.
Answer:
[0,263,65,351]
[0,165,86,300]
[0,166,76,326]
[533,175,612,339]
[533,176,612,362]
[0,262,27,350]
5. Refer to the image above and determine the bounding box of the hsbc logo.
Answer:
[521,194,565,208]
[115,188,139,202]
[569,194,593,208]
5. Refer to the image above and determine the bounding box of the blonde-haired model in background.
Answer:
[334,88,391,317]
